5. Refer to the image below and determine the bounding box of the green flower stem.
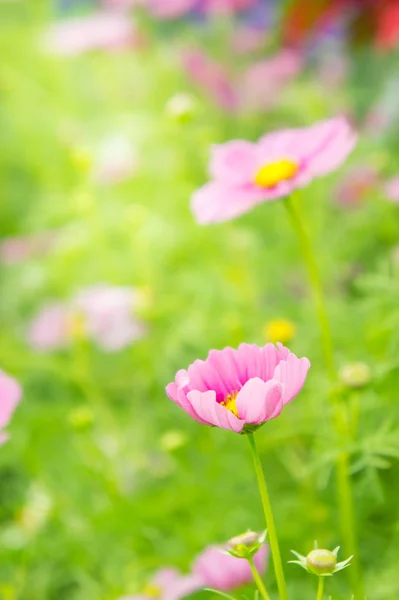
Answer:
[284,195,364,600]
[284,195,335,380]
[248,432,289,600]
[316,577,325,600]
[247,555,271,600]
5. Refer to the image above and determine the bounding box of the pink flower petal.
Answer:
[163,574,203,600]
[193,544,268,591]
[209,141,258,185]
[186,390,245,432]
[187,359,230,400]
[207,347,244,391]
[303,116,358,177]
[256,117,356,180]
[0,370,22,430]
[191,181,265,225]
[166,381,211,426]
[148,0,196,18]
[273,353,310,405]
[385,175,399,203]
[235,343,289,382]
[152,568,182,589]
[43,12,135,56]
[236,377,283,424]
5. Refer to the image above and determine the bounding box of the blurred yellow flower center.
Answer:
[143,584,161,598]
[221,391,239,417]
[264,318,296,344]
[254,159,298,188]
[67,313,86,339]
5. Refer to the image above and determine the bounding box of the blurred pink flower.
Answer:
[102,0,142,8]
[147,0,256,18]
[384,176,399,203]
[238,50,302,112]
[181,49,237,111]
[27,285,145,353]
[191,116,357,224]
[166,343,310,433]
[0,370,22,445]
[120,567,202,600]
[73,284,145,351]
[231,26,266,55]
[27,303,71,352]
[147,0,196,18]
[0,232,57,265]
[335,165,379,208]
[192,543,268,590]
[42,11,138,56]
[202,0,257,15]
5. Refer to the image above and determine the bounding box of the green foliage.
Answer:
[1,3,399,600]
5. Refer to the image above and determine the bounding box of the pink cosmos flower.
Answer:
[27,285,145,353]
[119,567,202,600]
[147,0,196,18]
[73,284,145,352]
[384,176,399,203]
[0,231,57,265]
[0,370,22,445]
[231,26,266,55]
[181,49,237,112]
[147,0,256,18]
[27,302,71,352]
[202,0,257,15]
[102,0,142,8]
[166,343,310,434]
[238,50,302,112]
[192,543,268,591]
[191,116,357,224]
[42,11,138,56]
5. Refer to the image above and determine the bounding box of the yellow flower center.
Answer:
[264,318,297,344]
[143,585,161,598]
[254,159,298,188]
[67,313,86,340]
[221,391,239,417]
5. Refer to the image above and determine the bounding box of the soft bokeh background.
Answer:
[2,1,399,599]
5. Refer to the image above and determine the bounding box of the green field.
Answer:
[1,3,399,600]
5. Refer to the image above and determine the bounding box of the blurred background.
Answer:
[2,1,399,599]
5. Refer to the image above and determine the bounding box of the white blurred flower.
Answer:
[73,284,146,351]
[92,134,138,184]
[42,11,137,56]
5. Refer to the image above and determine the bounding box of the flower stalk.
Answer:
[247,555,271,600]
[316,577,324,600]
[248,432,289,600]
[284,194,363,600]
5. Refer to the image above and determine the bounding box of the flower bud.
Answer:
[306,549,337,575]
[227,530,266,558]
[339,362,371,388]
[165,93,197,123]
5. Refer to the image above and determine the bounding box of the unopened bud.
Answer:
[227,530,266,558]
[165,93,197,123]
[339,362,371,388]
[306,549,337,575]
